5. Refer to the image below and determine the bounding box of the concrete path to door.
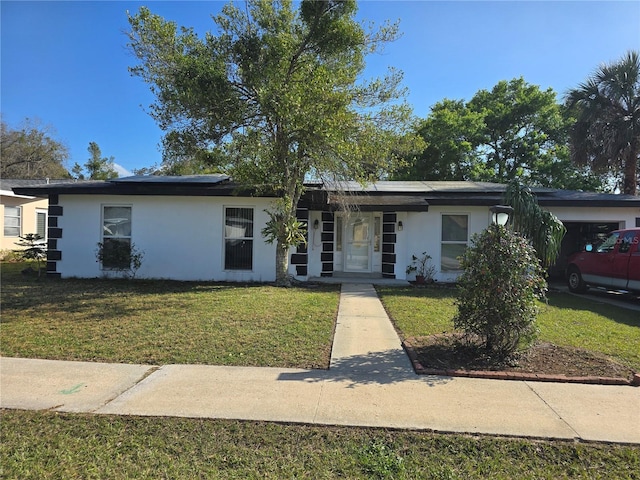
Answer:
[1,283,638,444]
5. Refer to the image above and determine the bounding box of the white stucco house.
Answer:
[12,175,640,282]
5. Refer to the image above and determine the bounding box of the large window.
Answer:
[441,214,468,272]
[225,207,253,270]
[102,206,132,269]
[4,206,21,237]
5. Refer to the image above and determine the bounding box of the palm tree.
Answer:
[565,51,640,195]
[503,181,566,268]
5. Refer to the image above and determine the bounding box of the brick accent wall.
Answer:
[46,194,62,278]
[381,213,397,278]
[321,211,334,277]
[292,207,309,276]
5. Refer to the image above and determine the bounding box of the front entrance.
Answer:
[345,214,372,272]
[329,212,383,277]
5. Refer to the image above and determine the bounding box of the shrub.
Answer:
[453,224,547,359]
[14,234,47,276]
[95,241,144,279]
[0,249,23,262]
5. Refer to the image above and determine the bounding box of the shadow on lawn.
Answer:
[278,350,452,387]
[545,291,640,329]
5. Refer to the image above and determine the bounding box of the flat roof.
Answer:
[11,175,640,208]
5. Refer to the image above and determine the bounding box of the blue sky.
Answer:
[2,1,639,176]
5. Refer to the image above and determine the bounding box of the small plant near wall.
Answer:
[96,241,144,279]
[406,252,436,284]
[15,233,47,277]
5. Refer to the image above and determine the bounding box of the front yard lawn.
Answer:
[0,263,339,368]
[376,286,640,373]
[2,410,638,479]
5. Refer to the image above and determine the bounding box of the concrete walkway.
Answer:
[1,283,639,444]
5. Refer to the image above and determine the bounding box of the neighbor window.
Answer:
[4,206,21,237]
[225,207,253,270]
[101,206,132,269]
[36,210,47,239]
[441,214,468,271]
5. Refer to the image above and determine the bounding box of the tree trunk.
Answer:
[622,146,638,196]
[275,242,291,287]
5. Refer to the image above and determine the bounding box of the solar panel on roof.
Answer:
[111,175,230,184]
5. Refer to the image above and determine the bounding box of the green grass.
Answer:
[376,286,640,371]
[2,410,638,479]
[0,263,340,368]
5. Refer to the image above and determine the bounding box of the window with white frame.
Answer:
[441,214,468,271]
[4,206,21,237]
[101,205,132,269]
[224,207,253,270]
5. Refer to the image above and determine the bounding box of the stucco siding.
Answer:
[55,195,277,281]
[399,206,489,282]
[546,206,640,228]
[0,194,48,250]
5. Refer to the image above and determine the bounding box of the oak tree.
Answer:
[0,118,70,179]
[127,0,419,285]
[396,78,602,191]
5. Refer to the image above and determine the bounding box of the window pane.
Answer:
[101,238,131,269]
[103,207,131,237]
[373,216,380,252]
[596,232,619,253]
[442,215,468,242]
[441,243,467,272]
[37,212,47,238]
[225,208,253,270]
[4,206,20,236]
[225,239,253,270]
[335,216,342,251]
[5,206,20,216]
[225,208,253,238]
[4,225,20,236]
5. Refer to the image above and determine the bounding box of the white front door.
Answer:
[344,214,372,272]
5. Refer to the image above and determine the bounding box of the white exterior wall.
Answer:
[300,205,640,283]
[55,193,640,283]
[56,195,277,281]
[301,206,493,283]
[302,210,325,279]
[545,206,640,228]
[398,206,490,283]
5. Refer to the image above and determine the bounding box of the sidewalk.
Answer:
[1,283,639,444]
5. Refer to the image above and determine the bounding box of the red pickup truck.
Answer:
[566,228,640,294]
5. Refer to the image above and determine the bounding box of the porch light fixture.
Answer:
[490,205,513,226]
[397,221,403,231]
[313,219,319,230]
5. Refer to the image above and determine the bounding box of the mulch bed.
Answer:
[403,333,638,385]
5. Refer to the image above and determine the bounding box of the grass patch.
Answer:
[376,286,640,371]
[2,410,638,479]
[0,263,339,368]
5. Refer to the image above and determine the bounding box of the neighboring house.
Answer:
[0,179,76,253]
[12,175,640,282]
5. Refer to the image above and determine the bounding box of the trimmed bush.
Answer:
[454,224,547,359]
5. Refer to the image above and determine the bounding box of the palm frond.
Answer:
[503,181,566,267]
